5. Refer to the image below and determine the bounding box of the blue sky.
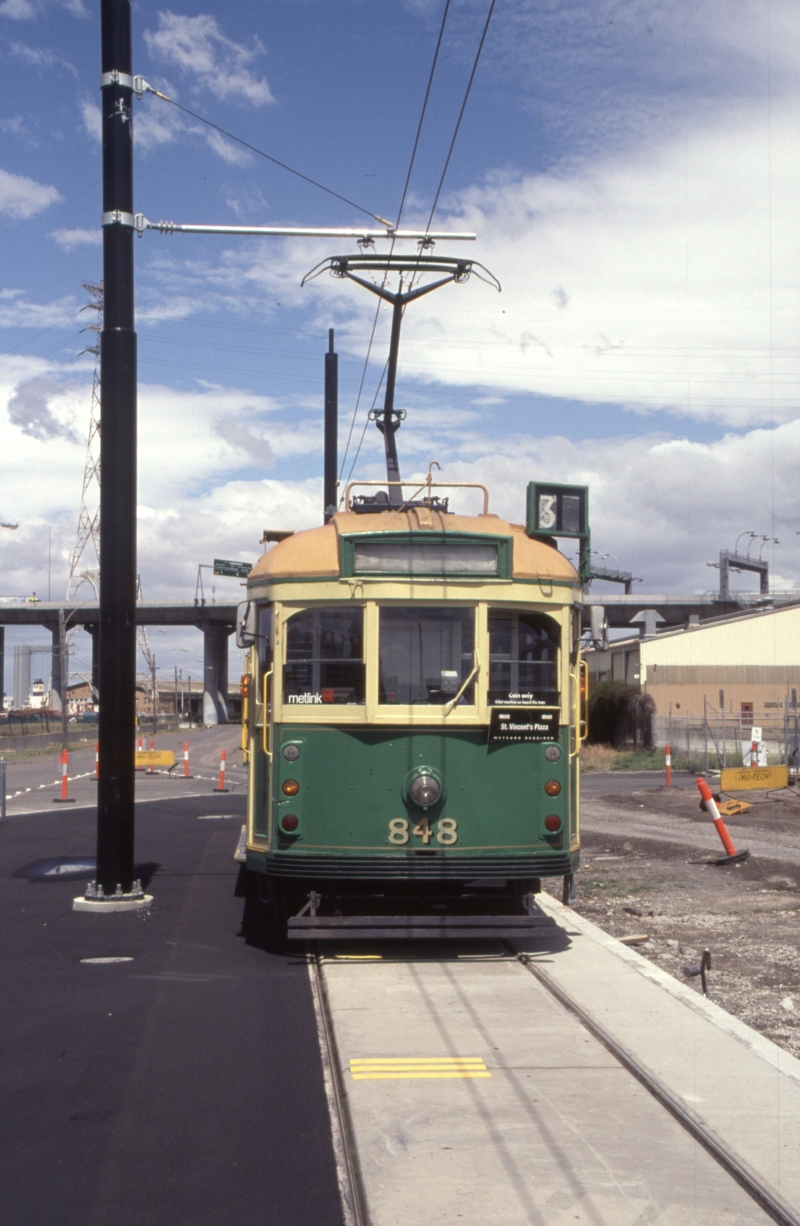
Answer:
[1,0,799,692]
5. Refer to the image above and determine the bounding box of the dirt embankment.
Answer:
[545,783,800,1058]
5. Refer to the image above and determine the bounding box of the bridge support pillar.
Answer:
[202,623,230,725]
[50,621,66,714]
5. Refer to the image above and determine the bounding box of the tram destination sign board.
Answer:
[213,558,253,578]
[489,707,559,743]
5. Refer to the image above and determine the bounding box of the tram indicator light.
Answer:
[544,815,562,832]
[282,780,300,796]
[281,814,299,833]
[544,780,561,797]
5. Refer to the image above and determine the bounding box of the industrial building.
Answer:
[585,602,800,749]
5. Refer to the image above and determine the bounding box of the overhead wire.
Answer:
[144,88,391,227]
[425,0,497,234]
[337,0,453,495]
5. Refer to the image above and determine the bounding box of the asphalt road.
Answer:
[0,795,345,1226]
[1,725,246,815]
[581,769,696,797]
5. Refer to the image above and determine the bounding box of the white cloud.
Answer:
[143,12,274,107]
[0,0,86,16]
[204,128,252,167]
[0,292,77,326]
[328,98,798,431]
[50,227,101,251]
[80,98,101,142]
[0,0,36,17]
[0,167,60,218]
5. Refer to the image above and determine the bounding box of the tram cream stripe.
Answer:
[349,1057,490,1080]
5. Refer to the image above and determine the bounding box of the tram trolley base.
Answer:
[287,888,557,941]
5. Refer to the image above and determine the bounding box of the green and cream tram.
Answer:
[237,479,588,940]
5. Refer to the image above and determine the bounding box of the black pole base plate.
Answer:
[713,849,750,866]
[53,798,76,804]
[213,787,230,793]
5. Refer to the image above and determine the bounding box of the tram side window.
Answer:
[257,606,273,668]
[488,611,559,706]
[379,608,475,705]
[284,608,364,705]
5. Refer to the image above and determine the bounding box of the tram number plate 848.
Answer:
[388,818,458,845]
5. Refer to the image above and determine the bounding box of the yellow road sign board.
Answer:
[720,765,788,792]
[135,750,175,768]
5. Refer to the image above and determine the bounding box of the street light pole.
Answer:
[97,0,137,895]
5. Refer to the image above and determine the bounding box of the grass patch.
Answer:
[581,744,667,772]
[0,738,94,763]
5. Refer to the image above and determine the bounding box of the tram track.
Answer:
[307,929,799,1226]
[508,941,800,1226]
[308,949,371,1226]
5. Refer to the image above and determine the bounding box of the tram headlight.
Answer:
[544,780,561,797]
[409,774,441,807]
[544,744,561,763]
[283,744,300,762]
[281,814,299,833]
[282,779,300,796]
[544,814,562,832]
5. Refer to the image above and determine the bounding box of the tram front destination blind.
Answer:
[353,541,499,576]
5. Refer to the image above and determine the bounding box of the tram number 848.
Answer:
[388,817,458,846]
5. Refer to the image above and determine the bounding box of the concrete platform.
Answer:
[319,908,799,1225]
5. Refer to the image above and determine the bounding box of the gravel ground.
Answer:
[543,781,800,1059]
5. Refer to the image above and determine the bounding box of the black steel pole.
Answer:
[97,0,137,894]
[323,328,338,522]
[381,296,404,504]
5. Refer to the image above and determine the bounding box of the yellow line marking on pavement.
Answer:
[349,1057,490,1080]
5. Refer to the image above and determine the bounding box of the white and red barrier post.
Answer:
[136,734,144,771]
[750,733,759,767]
[94,743,99,781]
[696,778,750,864]
[148,737,156,775]
[213,748,230,793]
[53,748,75,804]
[183,741,192,779]
[665,742,672,787]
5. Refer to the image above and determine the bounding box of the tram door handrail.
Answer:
[261,668,273,760]
[444,649,481,716]
[580,659,589,743]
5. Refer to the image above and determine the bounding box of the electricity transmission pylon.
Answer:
[66,281,102,600]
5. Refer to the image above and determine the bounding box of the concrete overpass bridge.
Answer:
[0,600,237,725]
[5,589,800,722]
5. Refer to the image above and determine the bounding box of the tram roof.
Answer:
[249,510,578,584]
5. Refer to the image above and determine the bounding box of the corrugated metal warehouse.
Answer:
[586,603,800,730]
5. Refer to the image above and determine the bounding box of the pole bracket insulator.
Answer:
[102,210,137,228]
[100,70,134,90]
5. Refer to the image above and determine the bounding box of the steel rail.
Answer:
[308,950,371,1226]
[510,943,800,1226]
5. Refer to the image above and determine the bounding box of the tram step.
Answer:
[287,913,556,940]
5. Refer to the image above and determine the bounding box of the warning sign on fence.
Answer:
[720,765,788,792]
[135,751,175,768]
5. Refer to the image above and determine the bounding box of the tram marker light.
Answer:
[544,744,561,762]
[281,814,299,833]
[545,815,562,832]
[283,744,301,761]
[283,780,300,796]
[544,780,561,797]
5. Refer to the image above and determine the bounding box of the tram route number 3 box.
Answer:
[489,707,559,743]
